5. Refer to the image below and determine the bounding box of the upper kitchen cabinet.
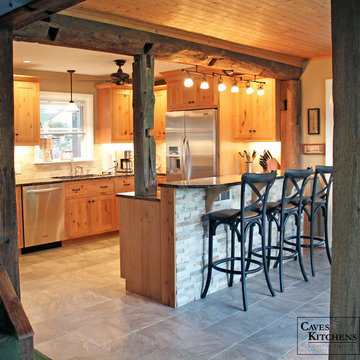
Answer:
[161,70,218,111]
[13,75,42,145]
[153,85,167,141]
[231,78,279,141]
[96,83,133,143]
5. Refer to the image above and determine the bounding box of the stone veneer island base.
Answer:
[117,174,286,308]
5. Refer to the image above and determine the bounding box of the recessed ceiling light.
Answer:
[22,60,31,63]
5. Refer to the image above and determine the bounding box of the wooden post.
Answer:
[280,80,301,169]
[330,0,360,357]
[0,28,20,297]
[132,52,157,196]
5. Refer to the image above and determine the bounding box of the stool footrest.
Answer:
[284,235,326,248]
[212,257,263,275]
[251,246,298,261]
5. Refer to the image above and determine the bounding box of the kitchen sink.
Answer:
[51,174,98,179]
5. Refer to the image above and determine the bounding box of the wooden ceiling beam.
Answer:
[0,0,84,30]
[13,14,302,80]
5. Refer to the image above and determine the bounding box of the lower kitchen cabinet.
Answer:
[64,179,117,239]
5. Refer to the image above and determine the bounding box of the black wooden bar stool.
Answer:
[250,168,313,292]
[285,165,333,276]
[201,172,277,311]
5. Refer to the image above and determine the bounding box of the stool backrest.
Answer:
[312,165,333,204]
[241,172,277,216]
[281,168,314,210]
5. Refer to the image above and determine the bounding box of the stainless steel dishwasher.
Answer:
[22,183,65,247]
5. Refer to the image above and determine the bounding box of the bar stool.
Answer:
[201,172,277,311]
[285,165,333,276]
[250,168,313,292]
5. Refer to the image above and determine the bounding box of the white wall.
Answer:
[301,58,333,169]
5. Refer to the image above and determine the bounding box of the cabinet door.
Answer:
[65,197,91,238]
[166,79,186,111]
[193,76,217,109]
[14,81,40,145]
[112,89,133,141]
[154,89,167,141]
[90,195,116,234]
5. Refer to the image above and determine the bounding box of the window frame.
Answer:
[35,91,94,163]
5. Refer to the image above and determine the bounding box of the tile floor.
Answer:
[19,235,331,360]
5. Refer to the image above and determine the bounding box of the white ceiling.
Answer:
[13,41,189,78]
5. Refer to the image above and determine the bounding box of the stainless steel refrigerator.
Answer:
[166,109,218,181]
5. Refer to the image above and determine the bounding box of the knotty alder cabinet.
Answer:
[13,75,42,145]
[96,84,167,143]
[162,70,218,111]
[65,178,117,239]
[232,78,277,141]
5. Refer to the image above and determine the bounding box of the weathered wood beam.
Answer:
[330,0,360,358]
[0,28,20,297]
[0,0,84,30]
[133,52,157,196]
[280,80,301,169]
[13,14,302,80]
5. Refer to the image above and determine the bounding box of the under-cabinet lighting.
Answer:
[22,60,32,63]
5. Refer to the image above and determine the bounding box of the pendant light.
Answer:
[184,72,194,87]
[66,70,79,112]
[200,75,209,89]
[257,83,265,96]
[231,80,239,93]
[246,81,254,95]
[217,76,227,92]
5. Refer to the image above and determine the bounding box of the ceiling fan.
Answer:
[79,59,132,85]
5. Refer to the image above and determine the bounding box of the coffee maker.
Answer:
[119,150,133,173]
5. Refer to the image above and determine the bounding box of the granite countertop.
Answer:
[158,171,285,189]
[116,191,161,202]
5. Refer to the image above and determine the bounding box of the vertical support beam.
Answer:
[280,80,301,169]
[330,0,360,357]
[132,52,157,196]
[0,28,20,297]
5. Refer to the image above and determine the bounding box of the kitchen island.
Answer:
[117,173,287,308]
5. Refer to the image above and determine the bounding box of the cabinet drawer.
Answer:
[65,179,114,198]
[115,177,134,192]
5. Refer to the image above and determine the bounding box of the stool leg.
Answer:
[228,224,235,287]
[309,212,316,277]
[267,219,273,269]
[324,211,332,265]
[201,222,214,298]
[297,213,308,282]
[278,218,285,292]
[239,226,248,311]
[245,224,254,272]
[261,223,276,298]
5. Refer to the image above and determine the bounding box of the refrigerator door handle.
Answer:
[185,137,191,180]
[181,136,186,180]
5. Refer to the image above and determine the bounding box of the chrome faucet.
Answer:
[75,165,84,176]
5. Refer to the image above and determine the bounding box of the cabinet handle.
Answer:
[100,185,108,189]
[92,200,95,203]
[249,130,252,133]
[124,183,130,186]
[253,129,256,132]
[15,133,19,136]
[88,200,91,203]
[72,188,81,192]
[130,132,133,135]
[162,132,166,134]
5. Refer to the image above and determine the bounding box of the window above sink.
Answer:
[35,91,94,163]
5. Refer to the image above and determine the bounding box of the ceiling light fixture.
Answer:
[246,81,254,95]
[200,75,209,90]
[257,84,265,96]
[184,72,194,87]
[66,70,78,112]
[217,76,227,92]
[231,80,239,93]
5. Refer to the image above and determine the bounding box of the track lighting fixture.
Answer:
[231,80,239,93]
[200,75,209,90]
[246,81,254,95]
[257,84,264,96]
[66,70,79,112]
[184,72,194,87]
[217,76,227,92]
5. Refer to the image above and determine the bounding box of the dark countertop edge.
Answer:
[158,172,284,189]
[16,172,167,187]
[15,173,133,187]
[116,191,161,202]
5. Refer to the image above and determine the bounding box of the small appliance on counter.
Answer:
[117,150,133,173]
